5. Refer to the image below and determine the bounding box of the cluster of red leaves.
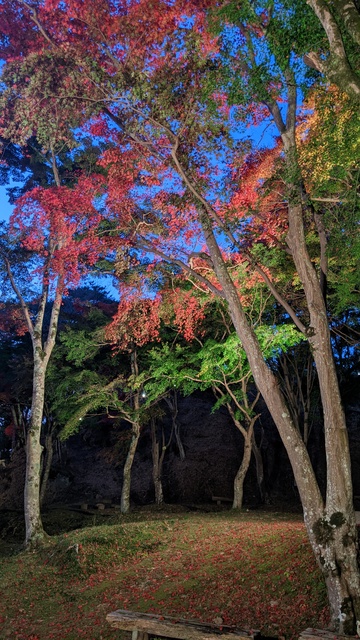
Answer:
[10,176,104,288]
[106,296,162,351]
[0,0,203,70]
[0,302,28,336]
[105,278,208,351]
[163,288,206,341]
[228,145,288,249]
[4,423,16,438]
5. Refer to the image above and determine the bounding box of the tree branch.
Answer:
[0,252,34,335]
[137,238,226,300]
[20,0,59,48]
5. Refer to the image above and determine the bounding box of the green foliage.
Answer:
[145,324,305,415]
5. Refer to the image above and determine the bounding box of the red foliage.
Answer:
[4,423,16,438]
[106,296,162,351]
[163,288,206,340]
[0,303,28,336]
[10,175,104,288]
[227,144,288,248]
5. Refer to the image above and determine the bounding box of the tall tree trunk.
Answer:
[169,64,360,629]
[24,354,47,547]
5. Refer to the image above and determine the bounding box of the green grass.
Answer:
[0,507,329,639]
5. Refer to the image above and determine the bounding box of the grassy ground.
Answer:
[0,506,329,640]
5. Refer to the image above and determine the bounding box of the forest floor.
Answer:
[0,505,330,640]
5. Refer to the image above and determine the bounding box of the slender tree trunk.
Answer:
[251,431,265,503]
[40,430,54,506]
[151,418,164,505]
[165,392,185,460]
[169,54,360,629]
[24,354,47,547]
[121,422,141,514]
[10,406,18,450]
[233,428,253,510]
[121,350,142,515]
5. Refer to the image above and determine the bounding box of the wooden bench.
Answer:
[106,609,259,640]
[211,496,233,505]
[300,629,352,640]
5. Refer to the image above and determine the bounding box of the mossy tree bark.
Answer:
[306,0,360,101]
[2,279,65,548]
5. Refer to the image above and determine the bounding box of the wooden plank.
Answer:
[300,629,351,640]
[106,610,257,640]
[132,629,149,640]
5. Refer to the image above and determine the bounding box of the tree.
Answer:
[54,295,165,514]
[1,0,359,629]
[147,324,304,510]
[0,170,103,546]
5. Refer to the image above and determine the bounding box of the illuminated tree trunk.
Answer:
[120,422,141,514]
[282,131,360,633]
[24,352,47,545]
[121,350,141,515]
[2,245,64,547]
[232,428,252,510]
[306,0,360,100]
[202,212,360,631]
[185,84,359,627]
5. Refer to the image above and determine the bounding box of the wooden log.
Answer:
[106,609,257,640]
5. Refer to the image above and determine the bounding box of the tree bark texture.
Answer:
[151,418,165,505]
[22,279,65,546]
[232,429,252,510]
[24,352,47,547]
[306,0,360,100]
[121,422,141,514]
